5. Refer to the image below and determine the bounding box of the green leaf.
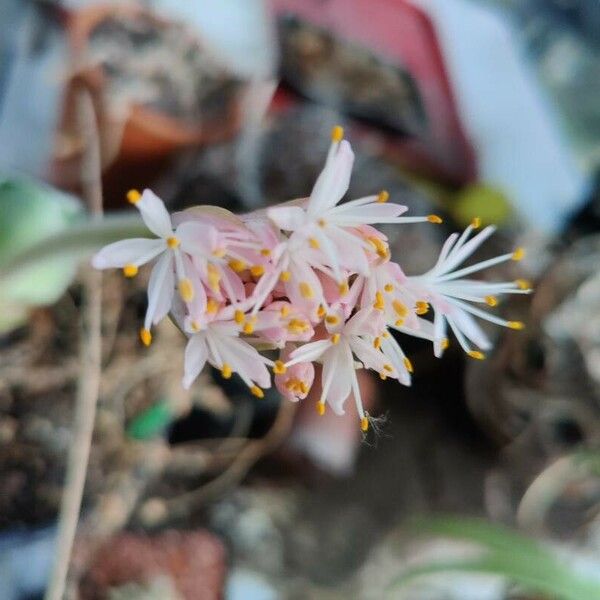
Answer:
[127,400,174,440]
[388,517,600,600]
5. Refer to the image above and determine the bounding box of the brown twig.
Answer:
[45,86,103,600]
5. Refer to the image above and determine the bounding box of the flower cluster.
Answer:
[92,127,530,431]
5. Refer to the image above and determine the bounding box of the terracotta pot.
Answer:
[51,2,243,189]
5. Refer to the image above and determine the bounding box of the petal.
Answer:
[287,339,331,366]
[92,238,165,269]
[321,344,352,414]
[328,202,407,226]
[183,335,208,389]
[267,206,307,231]
[308,140,354,215]
[177,221,219,257]
[144,252,174,329]
[138,189,173,239]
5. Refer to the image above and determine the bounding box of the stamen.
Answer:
[206,298,219,314]
[485,295,498,307]
[228,259,246,273]
[317,304,326,319]
[299,381,309,395]
[367,237,389,258]
[139,328,152,347]
[280,270,291,282]
[273,360,287,374]
[260,248,272,257]
[212,248,226,258]
[191,321,201,332]
[299,282,314,299]
[373,291,385,311]
[318,218,327,228]
[383,364,393,372]
[393,300,408,317]
[373,336,381,349]
[166,236,180,249]
[471,217,481,229]
[178,278,194,302]
[384,283,394,293]
[331,333,340,344]
[338,280,349,296]
[287,319,309,334]
[415,301,429,315]
[516,278,531,290]
[468,350,486,360]
[507,321,525,330]
[360,416,369,432]
[280,305,290,317]
[127,189,141,204]
[207,264,220,292]
[377,190,389,203]
[317,401,326,416]
[250,265,265,277]
[331,125,344,142]
[427,214,443,224]
[403,357,414,373]
[325,314,340,325]
[395,319,405,327]
[382,331,390,338]
[123,264,138,278]
[309,237,320,249]
[379,372,387,380]
[441,338,450,350]
[221,363,232,379]
[512,247,525,261]
[243,318,256,334]
[250,385,264,399]
[234,310,245,324]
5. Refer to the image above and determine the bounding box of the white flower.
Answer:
[92,189,222,345]
[407,220,531,358]
[182,312,273,396]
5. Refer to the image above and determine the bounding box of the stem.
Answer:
[45,89,104,600]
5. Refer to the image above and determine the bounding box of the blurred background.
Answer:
[2,0,600,598]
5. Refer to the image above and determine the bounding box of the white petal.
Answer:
[321,344,352,414]
[92,238,165,269]
[218,336,272,388]
[329,202,407,225]
[144,252,174,329]
[177,221,219,257]
[183,335,208,389]
[138,189,173,239]
[308,140,354,216]
[287,339,331,366]
[267,206,307,231]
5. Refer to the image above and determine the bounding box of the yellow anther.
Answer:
[384,283,394,293]
[299,282,314,299]
[207,263,221,292]
[317,304,326,319]
[318,218,327,228]
[507,320,525,330]
[280,304,291,317]
[287,319,309,334]
[360,416,369,432]
[221,363,232,379]
[368,236,389,258]
[331,333,340,344]
[309,237,320,250]
[331,125,344,142]
[191,320,202,332]
[178,278,194,302]
[212,248,226,258]
[415,301,429,315]
[395,319,405,327]
[471,217,481,229]
[260,248,272,257]
[383,363,393,372]
[273,360,287,374]
[285,379,298,391]
[139,328,152,347]
[127,189,141,204]
[427,214,443,224]
[468,350,486,360]
[206,298,219,314]
[317,401,326,416]
[379,372,387,380]
[441,338,450,350]
[403,357,414,373]
[299,381,309,395]
[515,278,532,291]
[377,190,389,203]
[166,236,180,249]
[485,295,498,307]
[325,314,340,325]
[373,291,385,311]
[123,264,138,278]
[250,385,264,399]
[512,247,525,261]
[338,280,349,296]
[228,259,247,273]
[392,300,408,317]
[382,331,390,338]
[373,336,381,350]
[250,264,265,277]
[243,321,255,334]
[234,310,245,324]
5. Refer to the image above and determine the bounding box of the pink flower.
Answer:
[274,344,315,402]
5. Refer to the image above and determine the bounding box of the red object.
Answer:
[269,0,476,184]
